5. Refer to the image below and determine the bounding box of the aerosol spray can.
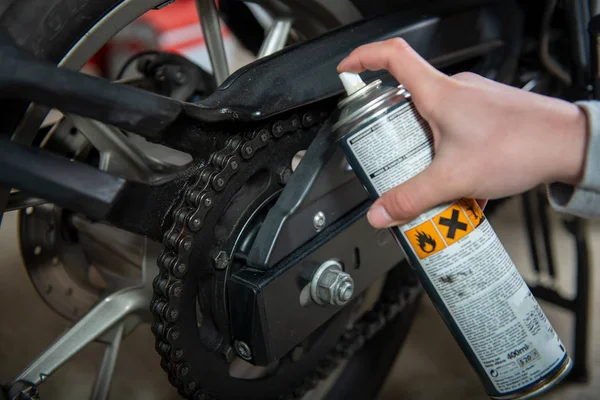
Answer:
[333,72,572,399]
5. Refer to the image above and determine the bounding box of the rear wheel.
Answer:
[1,1,422,399]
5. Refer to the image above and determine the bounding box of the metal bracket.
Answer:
[247,119,369,269]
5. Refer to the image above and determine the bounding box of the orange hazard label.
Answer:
[434,204,473,245]
[458,198,486,228]
[405,220,446,259]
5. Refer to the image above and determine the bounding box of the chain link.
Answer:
[150,109,423,399]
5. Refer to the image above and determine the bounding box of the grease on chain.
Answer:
[150,110,422,400]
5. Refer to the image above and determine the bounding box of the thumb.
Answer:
[337,38,445,99]
[367,162,460,228]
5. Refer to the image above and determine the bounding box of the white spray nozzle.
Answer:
[339,72,366,96]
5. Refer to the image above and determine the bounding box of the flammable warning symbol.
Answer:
[434,204,473,245]
[405,220,446,259]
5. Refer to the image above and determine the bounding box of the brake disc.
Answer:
[18,117,143,321]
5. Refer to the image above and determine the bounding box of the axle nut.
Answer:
[310,260,354,306]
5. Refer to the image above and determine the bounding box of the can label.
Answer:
[341,100,567,394]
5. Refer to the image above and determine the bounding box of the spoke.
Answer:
[67,115,159,182]
[196,0,229,85]
[258,18,293,58]
[12,239,159,386]
[90,323,125,400]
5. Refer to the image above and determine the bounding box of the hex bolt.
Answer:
[212,251,230,270]
[310,260,355,306]
[234,340,252,361]
[277,167,292,185]
[313,211,326,231]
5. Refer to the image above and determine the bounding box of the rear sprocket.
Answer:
[150,107,423,399]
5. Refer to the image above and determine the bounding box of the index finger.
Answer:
[337,38,445,98]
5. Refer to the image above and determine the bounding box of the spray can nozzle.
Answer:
[339,72,366,96]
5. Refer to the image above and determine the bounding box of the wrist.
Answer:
[552,103,588,185]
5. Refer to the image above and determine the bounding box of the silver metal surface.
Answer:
[68,115,171,182]
[234,341,252,361]
[7,192,47,211]
[212,250,230,270]
[258,18,293,58]
[313,211,326,230]
[196,0,229,85]
[20,204,103,321]
[14,238,159,386]
[90,323,125,400]
[310,260,354,306]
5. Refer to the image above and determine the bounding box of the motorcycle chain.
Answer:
[150,109,423,400]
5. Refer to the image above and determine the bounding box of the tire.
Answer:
[0,2,421,399]
[0,0,125,138]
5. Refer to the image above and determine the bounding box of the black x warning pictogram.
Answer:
[438,209,468,239]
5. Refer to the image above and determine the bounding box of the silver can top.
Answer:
[333,72,409,135]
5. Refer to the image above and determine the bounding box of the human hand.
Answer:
[337,38,588,228]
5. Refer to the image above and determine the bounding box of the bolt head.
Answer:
[313,211,326,230]
[337,280,354,303]
[277,167,292,185]
[310,261,354,306]
[212,251,229,270]
[234,340,252,360]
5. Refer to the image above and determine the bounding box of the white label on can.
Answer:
[344,100,567,394]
